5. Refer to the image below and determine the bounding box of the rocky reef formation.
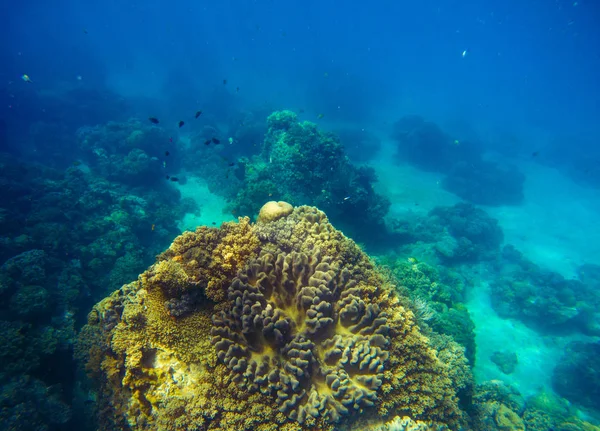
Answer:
[77,204,471,430]
[229,110,391,245]
[391,115,525,206]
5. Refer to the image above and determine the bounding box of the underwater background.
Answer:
[1,0,599,430]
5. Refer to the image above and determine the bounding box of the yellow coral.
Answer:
[494,404,525,431]
[77,205,469,431]
[257,200,294,223]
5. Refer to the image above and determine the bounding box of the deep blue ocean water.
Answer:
[1,1,599,430]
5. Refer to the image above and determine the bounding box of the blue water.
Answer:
[1,1,599,430]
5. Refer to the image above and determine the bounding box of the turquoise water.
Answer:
[1,1,599,430]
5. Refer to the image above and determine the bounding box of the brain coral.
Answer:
[77,205,469,431]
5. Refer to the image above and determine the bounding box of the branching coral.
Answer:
[78,205,469,431]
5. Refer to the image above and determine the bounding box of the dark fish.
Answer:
[149,117,159,124]
[223,79,227,85]
[170,177,179,182]
[204,139,212,146]
[236,86,240,93]
[83,28,88,34]
[165,151,170,156]
[195,110,202,118]
[165,175,170,180]
[228,162,235,167]
[531,151,539,157]
[212,137,220,144]
[211,221,216,225]
[178,120,185,128]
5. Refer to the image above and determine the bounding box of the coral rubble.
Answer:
[78,203,470,430]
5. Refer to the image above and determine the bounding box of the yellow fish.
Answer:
[21,74,33,83]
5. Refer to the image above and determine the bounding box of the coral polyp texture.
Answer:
[212,251,389,424]
[78,204,469,431]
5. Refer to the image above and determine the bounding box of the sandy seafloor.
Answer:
[175,136,600,404]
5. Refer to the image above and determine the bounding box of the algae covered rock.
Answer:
[77,205,471,431]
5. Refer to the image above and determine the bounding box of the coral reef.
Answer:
[442,160,525,206]
[77,118,175,186]
[429,203,504,263]
[0,147,192,430]
[490,245,600,334]
[78,205,470,430]
[229,110,391,245]
[0,249,76,431]
[470,380,600,431]
[380,256,476,365]
[387,203,504,265]
[552,341,600,411]
[391,115,525,206]
[335,127,382,163]
[391,115,480,173]
[366,415,446,430]
[490,351,518,375]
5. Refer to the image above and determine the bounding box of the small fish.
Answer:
[461,49,469,58]
[343,196,351,201]
[72,160,82,166]
[169,137,173,142]
[317,113,324,119]
[531,151,539,157]
[223,79,227,85]
[212,221,216,225]
[228,137,234,145]
[236,86,240,93]
[323,72,329,78]
[165,151,170,156]
[151,224,155,231]
[163,161,167,168]
[203,139,212,146]
[166,175,170,180]
[195,110,202,118]
[21,74,33,83]
[83,28,88,34]
[178,120,185,128]
[170,176,179,182]
[228,162,235,167]
[453,139,460,146]
[212,137,220,144]
[149,117,159,124]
